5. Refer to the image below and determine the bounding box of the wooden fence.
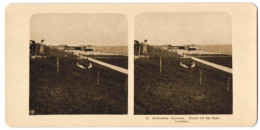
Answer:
[30,43,78,58]
[134,43,180,58]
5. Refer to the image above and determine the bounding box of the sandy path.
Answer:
[191,57,232,74]
[83,57,128,75]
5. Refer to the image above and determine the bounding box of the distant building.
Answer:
[51,45,94,51]
[159,45,186,50]
[84,45,94,51]
[178,46,185,49]
[64,45,83,50]
[158,44,197,51]
[186,45,197,51]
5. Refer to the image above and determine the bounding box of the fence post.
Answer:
[199,70,202,85]
[96,71,100,87]
[57,57,59,74]
[160,57,162,73]
[227,77,231,92]
[124,78,128,93]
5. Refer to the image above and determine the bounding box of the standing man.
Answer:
[39,39,45,55]
[143,39,148,57]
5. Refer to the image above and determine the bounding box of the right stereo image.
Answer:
[134,12,233,115]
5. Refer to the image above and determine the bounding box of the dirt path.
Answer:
[191,57,232,74]
[84,57,128,74]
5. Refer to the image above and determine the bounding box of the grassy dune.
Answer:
[134,56,232,114]
[30,57,127,114]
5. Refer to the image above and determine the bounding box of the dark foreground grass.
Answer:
[195,56,232,68]
[30,57,127,114]
[134,56,232,114]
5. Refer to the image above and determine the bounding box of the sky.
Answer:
[135,12,232,45]
[30,13,128,46]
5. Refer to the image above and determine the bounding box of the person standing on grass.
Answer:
[143,39,148,57]
[39,39,45,55]
[140,42,143,56]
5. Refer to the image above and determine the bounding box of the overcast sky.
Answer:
[30,13,128,46]
[135,12,231,45]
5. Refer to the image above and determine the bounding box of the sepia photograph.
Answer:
[5,3,257,127]
[29,13,128,114]
[134,12,233,114]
